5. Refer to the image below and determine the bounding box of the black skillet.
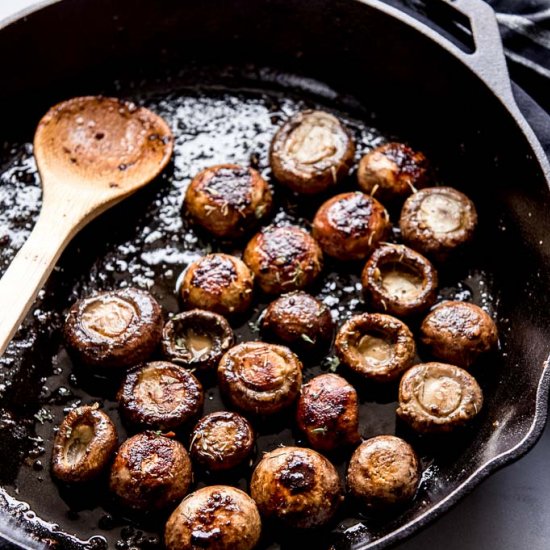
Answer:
[0,0,549,549]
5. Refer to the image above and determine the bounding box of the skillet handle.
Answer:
[429,0,515,104]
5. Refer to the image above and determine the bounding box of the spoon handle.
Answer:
[0,198,83,356]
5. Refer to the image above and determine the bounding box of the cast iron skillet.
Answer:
[0,0,549,549]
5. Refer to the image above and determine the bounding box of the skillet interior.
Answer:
[0,1,550,549]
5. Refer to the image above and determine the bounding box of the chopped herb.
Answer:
[311,427,328,434]
[301,334,315,345]
[325,356,340,373]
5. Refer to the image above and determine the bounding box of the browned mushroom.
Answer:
[217,342,302,415]
[296,373,360,451]
[260,291,334,352]
[243,225,323,295]
[109,432,192,511]
[161,309,234,371]
[185,164,272,238]
[179,253,254,315]
[335,313,416,382]
[399,186,477,261]
[51,405,118,483]
[361,243,438,317]
[117,361,203,430]
[312,192,390,261]
[397,362,483,433]
[165,485,262,550]
[63,287,163,368]
[347,435,420,509]
[250,446,343,528]
[189,411,255,471]
[270,110,355,195]
[357,142,429,203]
[420,301,498,369]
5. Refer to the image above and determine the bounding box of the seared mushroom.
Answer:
[189,411,254,471]
[185,164,272,238]
[243,225,323,295]
[165,485,261,550]
[420,301,498,368]
[361,243,438,317]
[218,342,302,415]
[162,309,234,371]
[51,405,117,483]
[64,287,163,368]
[179,253,254,315]
[357,142,429,203]
[312,192,390,261]
[270,110,355,195]
[347,435,420,509]
[399,186,477,261]
[397,362,483,433]
[260,291,334,352]
[118,361,203,430]
[109,432,192,511]
[296,374,360,451]
[335,313,416,382]
[250,446,343,528]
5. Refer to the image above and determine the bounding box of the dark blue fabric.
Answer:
[388,0,550,110]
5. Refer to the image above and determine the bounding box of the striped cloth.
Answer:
[389,0,550,111]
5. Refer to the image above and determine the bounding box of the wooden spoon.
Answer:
[0,96,173,355]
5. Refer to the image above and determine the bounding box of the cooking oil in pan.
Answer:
[0,81,500,549]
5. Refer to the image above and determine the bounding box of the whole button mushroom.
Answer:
[109,432,192,511]
[63,287,163,369]
[260,291,334,353]
[185,164,272,238]
[189,411,255,472]
[243,225,323,295]
[51,405,118,483]
[361,243,438,317]
[117,361,204,430]
[335,313,416,382]
[347,435,420,509]
[312,192,390,261]
[218,342,302,415]
[296,373,360,451]
[179,253,254,316]
[420,301,498,369]
[357,142,429,203]
[399,186,477,261]
[397,362,483,433]
[165,485,262,550]
[250,446,343,528]
[161,309,234,371]
[270,110,355,195]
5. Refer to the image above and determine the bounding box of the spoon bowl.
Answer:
[0,96,174,355]
[35,95,173,197]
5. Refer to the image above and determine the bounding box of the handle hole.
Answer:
[401,0,475,54]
